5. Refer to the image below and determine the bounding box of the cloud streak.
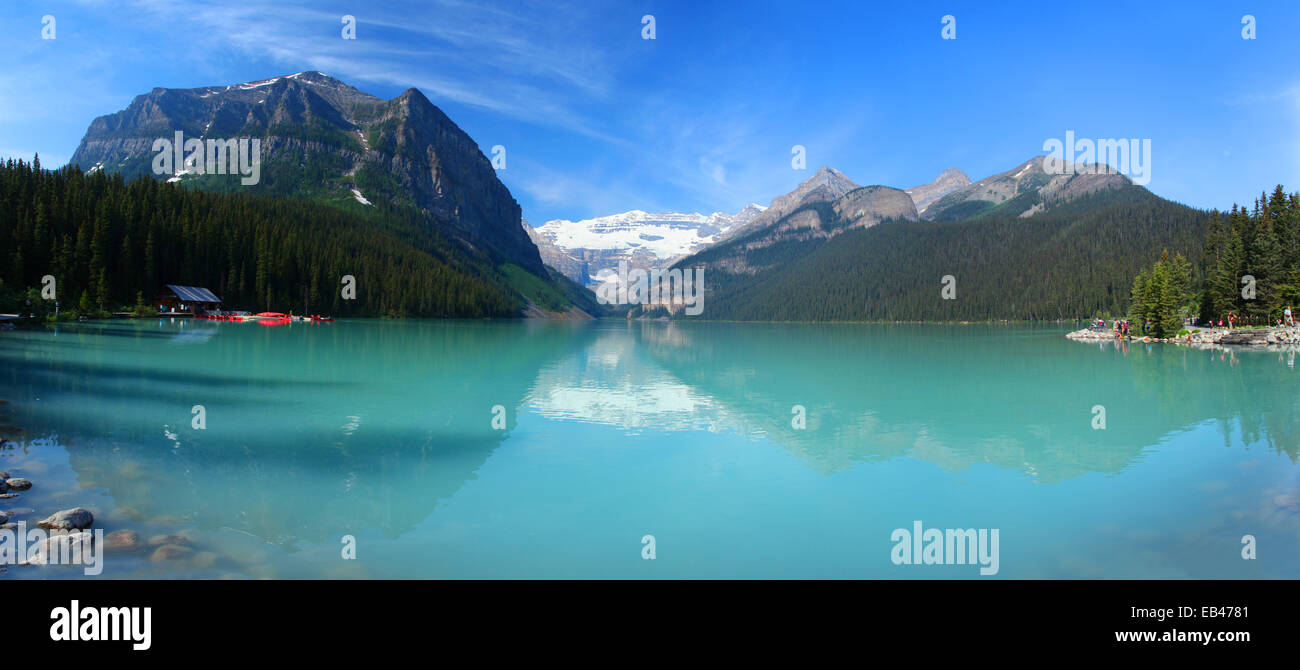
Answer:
[120,0,623,143]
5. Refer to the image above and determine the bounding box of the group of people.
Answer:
[1206,306,1294,330]
[1095,306,1295,337]
[1094,318,1134,337]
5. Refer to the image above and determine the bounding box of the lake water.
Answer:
[1,319,1297,579]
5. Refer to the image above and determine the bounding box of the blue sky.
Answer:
[2,0,1298,223]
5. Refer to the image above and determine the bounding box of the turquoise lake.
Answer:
[1,318,1297,579]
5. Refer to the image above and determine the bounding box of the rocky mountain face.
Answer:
[69,71,547,275]
[720,166,860,243]
[905,167,971,216]
[678,168,918,276]
[922,156,1130,221]
[522,219,587,281]
[529,204,766,285]
[834,186,921,229]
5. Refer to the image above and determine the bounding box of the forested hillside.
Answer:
[0,157,536,318]
[676,187,1212,321]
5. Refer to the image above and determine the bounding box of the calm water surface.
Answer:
[1,319,1297,578]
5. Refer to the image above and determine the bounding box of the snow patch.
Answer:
[238,77,283,90]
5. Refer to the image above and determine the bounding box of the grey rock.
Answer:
[149,544,194,562]
[37,507,94,530]
[4,477,32,491]
[834,185,920,229]
[147,533,193,548]
[103,529,143,553]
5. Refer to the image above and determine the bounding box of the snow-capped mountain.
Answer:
[530,204,767,284]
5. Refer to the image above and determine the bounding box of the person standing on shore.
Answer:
[1228,312,1237,330]
[1286,306,1293,327]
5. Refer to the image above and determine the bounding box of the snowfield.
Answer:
[535,205,766,261]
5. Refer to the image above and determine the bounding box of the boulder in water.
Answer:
[37,507,94,530]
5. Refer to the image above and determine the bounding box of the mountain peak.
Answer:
[790,166,858,201]
[907,168,972,215]
[785,166,854,196]
[807,165,852,184]
[69,72,546,276]
[397,87,430,102]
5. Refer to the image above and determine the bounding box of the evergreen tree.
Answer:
[1128,251,1190,338]
[1210,225,1245,319]
[1249,216,1284,318]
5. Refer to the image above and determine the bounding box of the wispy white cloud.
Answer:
[615,97,875,216]
[120,0,623,143]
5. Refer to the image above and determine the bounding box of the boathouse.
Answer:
[155,285,223,313]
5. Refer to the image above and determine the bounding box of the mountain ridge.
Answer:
[905,167,972,215]
[664,155,1205,321]
[69,71,548,277]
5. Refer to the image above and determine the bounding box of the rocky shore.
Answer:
[1067,325,1300,348]
[1,399,237,576]
[0,458,235,575]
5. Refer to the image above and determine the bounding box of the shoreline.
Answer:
[1066,325,1300,348]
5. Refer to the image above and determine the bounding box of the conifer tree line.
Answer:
[0,157,522,318]
[1197,186,1300,325]
[1127,185,1300,335]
